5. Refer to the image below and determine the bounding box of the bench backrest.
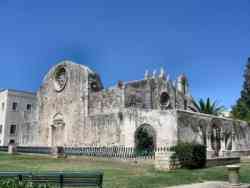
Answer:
[0,172,103,188]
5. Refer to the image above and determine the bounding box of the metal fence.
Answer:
[17,146,51,154]
[0,146,171,160]
[64,147,159,160]
[0,146,8,152]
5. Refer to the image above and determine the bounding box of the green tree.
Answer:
[232,58,250,121]
[192,98,225,116]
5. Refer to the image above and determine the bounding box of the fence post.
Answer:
[155,148,176,171]
[51,147,67,159]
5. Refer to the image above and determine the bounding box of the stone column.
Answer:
[206,131,215,158]
[49,125,53,147]
[155,151,176,171]
[232,130,237,152]
[227,165,241,187]
[219,130,226,157]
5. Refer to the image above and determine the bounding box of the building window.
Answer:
[26,104,32,112]
[1,103,4,111]
[0,125,2,134]
[12,102,18,111]
[10,125,17,135]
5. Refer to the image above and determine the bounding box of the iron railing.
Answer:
[0,146,171,160]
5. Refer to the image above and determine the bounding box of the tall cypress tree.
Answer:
[232,58,250,121]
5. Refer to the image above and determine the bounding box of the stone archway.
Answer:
[208,119,223,157]
[198,119,207,145]
[211,124,221,156]
[51,113,65,146]
[135,124,156,153]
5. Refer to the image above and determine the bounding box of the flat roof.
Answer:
[0,89,36,96]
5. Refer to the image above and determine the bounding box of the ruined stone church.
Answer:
[1,61,250,156]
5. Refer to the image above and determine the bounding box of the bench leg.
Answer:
[60,175,63,188]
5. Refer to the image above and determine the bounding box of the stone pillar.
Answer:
[219,131,226,157]
[51,146,67,159]
[206,132,215,158]
[8,143,17,155]
[227,165,241,187]
[232,130,237,152]
[155,151,176,171]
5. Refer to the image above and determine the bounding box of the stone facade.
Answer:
[35,61,193,147]
[1,60,250,156]
[0,89,37,146]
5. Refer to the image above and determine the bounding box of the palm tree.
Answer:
[191,98,225,116]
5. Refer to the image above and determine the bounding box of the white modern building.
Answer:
[0,89,37,146]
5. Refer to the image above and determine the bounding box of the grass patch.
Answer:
[0,153,249,188]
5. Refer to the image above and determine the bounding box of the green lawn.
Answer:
[0,153,249,188]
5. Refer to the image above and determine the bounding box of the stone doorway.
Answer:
[51,125,65,146]
[135,124,156,153]
[51,113,65,146]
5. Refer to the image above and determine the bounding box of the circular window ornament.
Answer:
[53,66,68,92]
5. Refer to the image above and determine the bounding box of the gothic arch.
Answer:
[134,124,156,152]
[198,119,207,145]
[209,118,223,156]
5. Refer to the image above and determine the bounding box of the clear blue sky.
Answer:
[0,1,249,109]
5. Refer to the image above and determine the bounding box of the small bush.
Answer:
[0,179,52,188]
[171,142,207,169]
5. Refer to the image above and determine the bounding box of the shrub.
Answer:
[171,142,207,169]
[0,179,52,188]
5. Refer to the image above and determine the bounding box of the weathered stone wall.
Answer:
[64,108,179,148]
[83,113,122,146]
[121,109,178,147]
[177,110,250,151]
[124,78,177,110]
[88,88,124,115]
[125,80,152,109]
[37,61,90,146]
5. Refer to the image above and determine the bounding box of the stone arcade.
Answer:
[0,61,250,158]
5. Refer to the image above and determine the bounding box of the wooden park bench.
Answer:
[0,171,103,188]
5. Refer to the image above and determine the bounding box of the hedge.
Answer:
[171,142,207,169]
[0,179,52,188]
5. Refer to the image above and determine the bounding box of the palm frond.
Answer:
[191,99,201,112]
[193,98,226,116]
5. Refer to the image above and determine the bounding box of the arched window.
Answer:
[54,66,68,92]
[160,92,171,109]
